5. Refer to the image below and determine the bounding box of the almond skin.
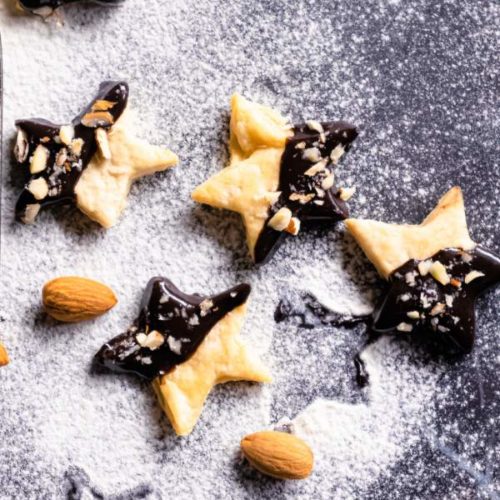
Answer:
[43,276,117,323]
[0,342,9,366]
[241,431,313,480]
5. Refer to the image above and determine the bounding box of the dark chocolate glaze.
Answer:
[14,81,128,223]
[274,293,369,329]
[18,0,123,15]
[374,246,500,353]
[94,277,251,380]
[354,353,370,388]
[254,121,358,264]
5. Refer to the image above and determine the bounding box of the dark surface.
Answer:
[342,4,500,493]
[1,1,498,498]
[265,1,499,497]
[64,466,158,500]
[273,288,499,499]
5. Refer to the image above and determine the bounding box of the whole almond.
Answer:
[241,431,313,480]
[0,342,9,366]
[43,276,117,323]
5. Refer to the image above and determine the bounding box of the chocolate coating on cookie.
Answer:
[254,121,357,263]
[14,81,128,223]
[374,247,500,353]
[18,0,123,16]
[95,278,251,380]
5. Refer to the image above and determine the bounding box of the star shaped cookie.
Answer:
[14,81,178,227]
[95,277,271,435]
[192,93,358,264]
[17,0,123,17]
[345,187,500,352]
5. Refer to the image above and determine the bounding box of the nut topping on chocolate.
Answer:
[339,186,356,201]
[330,144,345,164]
[373,247,500,353]
[58,125,74,146]
[305,120,324,134]
[464,270,485,284]
[253,120,358,263]
[192,94,358,265]
[396,322,413,332]
[417,260,432,276]
[302,147,322,163]
[81,111,115,128]
[268,207,292,231]
[287,217,301,236]
[14,81,128,224]
[304,160,327,177]
[14,129,29,163]
[429,261,450,286]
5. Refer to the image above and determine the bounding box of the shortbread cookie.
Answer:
[95,278,271,435]
[192,94,357,264]
[17,0,123,17]
[346,187,500,352]
[14,81,178,227]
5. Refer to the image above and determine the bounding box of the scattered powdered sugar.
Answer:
[292,337,444,498]
[298,230,378,317]
[0,0,498,498]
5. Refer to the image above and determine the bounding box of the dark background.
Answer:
[1,1,498,498]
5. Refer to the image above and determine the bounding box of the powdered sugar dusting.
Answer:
[0,0,498,498]
[293,337,443,498]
